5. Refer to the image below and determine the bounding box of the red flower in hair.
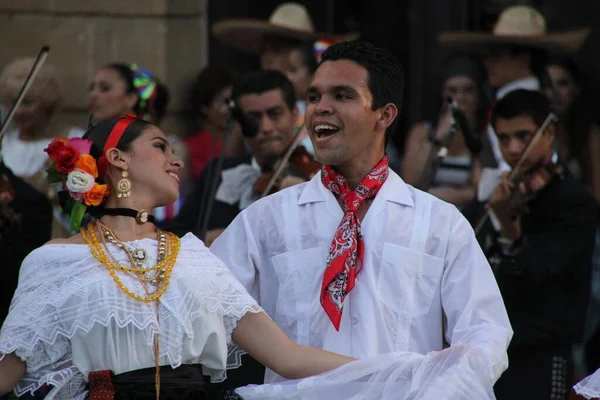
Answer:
[55,145,80,173]
[44,137,68,162]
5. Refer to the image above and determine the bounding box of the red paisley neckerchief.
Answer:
[320,155,389,330]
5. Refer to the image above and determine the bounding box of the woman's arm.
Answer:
[0,353,25,395]
[400,123,435,186]
[232,311,354,380]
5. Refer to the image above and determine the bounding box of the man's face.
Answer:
[483,47,529,89]
[238,88,298,168]
[494,114,555,170]
[305,60,391,170]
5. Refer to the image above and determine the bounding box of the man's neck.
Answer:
[335,152,386,190]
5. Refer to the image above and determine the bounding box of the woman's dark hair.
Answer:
[103,62,140,114]
[153,82,169,125]
[436,55,491,134]
[186,64,239,134]
[546,57,600,180]
[103,63,166,123]
[68,117,152,216]
[293,41,318,74]
[83,117,152,167]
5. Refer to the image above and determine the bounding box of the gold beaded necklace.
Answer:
[81,221,181,399]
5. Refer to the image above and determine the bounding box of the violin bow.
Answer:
[474,111,557,236]
[0,46,50,141]
[259,126,305,198]
[195,102,236,240]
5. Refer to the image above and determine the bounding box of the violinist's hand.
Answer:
[205,228,225,247]
[279,175,306,190]
[433,105,453,142]
[488,172,522,240]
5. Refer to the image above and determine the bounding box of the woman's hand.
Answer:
[232,311,355,380]
[0,353,26,395]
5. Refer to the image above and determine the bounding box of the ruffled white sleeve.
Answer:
[574,368,600,399]
[0,234,264,399]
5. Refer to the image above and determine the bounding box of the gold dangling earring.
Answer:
[116,170,131,198]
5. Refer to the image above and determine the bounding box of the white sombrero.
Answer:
[212,2,360,54]
[439,6,590,54]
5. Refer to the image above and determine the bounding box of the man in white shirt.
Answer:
[211,41,512,392]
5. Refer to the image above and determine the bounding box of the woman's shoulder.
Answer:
[45,232,85,246]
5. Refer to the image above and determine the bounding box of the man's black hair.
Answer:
[319,40,404,146]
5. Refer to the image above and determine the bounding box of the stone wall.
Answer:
[0,0,207,136]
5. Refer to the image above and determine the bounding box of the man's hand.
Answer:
[488,172,522,240]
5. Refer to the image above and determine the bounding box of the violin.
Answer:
[475,112,560,235]
[253,128,321,198]
[506,157,563,219]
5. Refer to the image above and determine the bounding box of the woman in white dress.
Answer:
[0,115,353,399]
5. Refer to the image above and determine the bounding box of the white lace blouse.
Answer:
[0,233,263,399]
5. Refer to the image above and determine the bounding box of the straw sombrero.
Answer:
[212,2,359,54]
[439,6,590,54]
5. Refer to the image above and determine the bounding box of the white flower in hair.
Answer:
[66,169,96,194]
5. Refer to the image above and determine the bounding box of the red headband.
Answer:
[97,114,137,177]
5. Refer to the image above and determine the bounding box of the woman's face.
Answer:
[202,85,232,133]
[89,68,138,122]
[118,126,184,207]
[442,76,479,122]
[546,65,578,116]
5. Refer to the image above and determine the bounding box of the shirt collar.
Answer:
[298,168,414,208]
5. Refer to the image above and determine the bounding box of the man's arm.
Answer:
[210,211,261,301]
[441,211,513,384]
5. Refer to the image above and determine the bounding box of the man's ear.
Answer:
[377,103,399,131]
[105,148,129,171]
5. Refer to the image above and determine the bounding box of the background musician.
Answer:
[166,70,313,247]
[483,89,597,400]
[401,55,488,209]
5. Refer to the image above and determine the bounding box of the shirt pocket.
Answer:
[378,242,444,317]
[270,246,329,343]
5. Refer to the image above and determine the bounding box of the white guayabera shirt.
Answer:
[212,169,513,399]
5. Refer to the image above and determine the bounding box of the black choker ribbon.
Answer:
[90,208,155,224]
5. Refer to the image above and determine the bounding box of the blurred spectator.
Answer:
[0,57,85,238]
[401,55,489,209]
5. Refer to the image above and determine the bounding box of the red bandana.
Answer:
[320,155,389,330]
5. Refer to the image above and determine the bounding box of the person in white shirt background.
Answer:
[211,40,513,398]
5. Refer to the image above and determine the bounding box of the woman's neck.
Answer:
[97,214,157,242]
[99,198,158,241]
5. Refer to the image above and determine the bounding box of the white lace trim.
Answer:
[0,233,262,398]
[574,368,600,399]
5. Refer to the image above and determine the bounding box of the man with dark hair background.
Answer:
[211,40,512,395]
[166,70,311,246]
[483,89,597,399]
